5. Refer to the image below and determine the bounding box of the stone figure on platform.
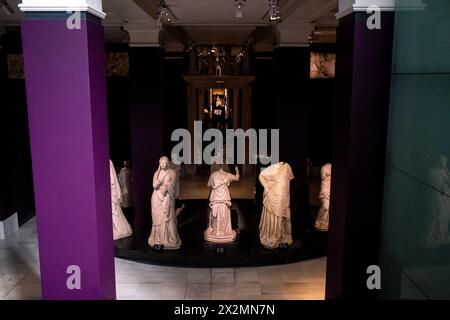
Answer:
[148,156,182,250]
[314,163,332,232]
[110,159,133,240]
[118,160,133,208]
[259,162,294,249]
[423,155,450,248]
[204,166,240,243]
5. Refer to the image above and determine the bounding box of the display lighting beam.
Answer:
[234,0,246,19]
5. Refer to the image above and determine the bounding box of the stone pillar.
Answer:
[325,0,396,299]
[19,1,115,299]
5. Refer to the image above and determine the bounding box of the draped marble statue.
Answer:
[259,162,294,249]
[118,160,133,208]
[110,159,132,240]
[148,156,182,250]
[314,163,332,232]
[424,155,450,248]
[204,166,240,243]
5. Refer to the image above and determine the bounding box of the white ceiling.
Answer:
[103,0,150,26]
[166,0,270,26]
[283,0,338,23]
[0,0,338,46]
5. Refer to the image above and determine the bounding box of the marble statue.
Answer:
[204,166,240,243]
[424,155,450,248]
[314,163,332,232]
[259,162,294,249]
[118,160,133,208]
[110,159,132,240]
[148,156,182,250]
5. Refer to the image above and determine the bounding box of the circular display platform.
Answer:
[114,200,327,267]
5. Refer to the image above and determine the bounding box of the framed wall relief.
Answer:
[310,52,336,79]
[106,52,129,77]
[7,54,24,79]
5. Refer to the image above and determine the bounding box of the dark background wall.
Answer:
[0,30,35,225]
[128,47,165,228]
[105,44,132,167]
[309,44,336,167]
[252,54,277,131]
[162,53,189,155]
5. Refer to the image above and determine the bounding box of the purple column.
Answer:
[325,12,394,299]
[21,13,116,299]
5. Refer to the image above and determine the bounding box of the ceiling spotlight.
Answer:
[268,0,281,22]
[234,0,246,19]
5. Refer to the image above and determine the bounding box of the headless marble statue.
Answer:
[259,162,294,249]
[110,160,133,240]
[423,155,450,248]
[204,166,240,243]
[118,160,133,208]
[148,156,182,250]
[314,163,332,232]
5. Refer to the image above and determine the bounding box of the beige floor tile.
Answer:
[115,284,138,298]
[283,282,325,297]
[235,283,261,298]
[3,284,41,300]
[260,282,285,295]
[211,283,235,299]
[257,269,283,284]
[187,270,211,283]
[134,284,186,300]
[235,268,259,283]
[17,274,40,286]
[212,272,235,283]
[0,285,15,299]
[0,273,27,286]
[185,283,211,300]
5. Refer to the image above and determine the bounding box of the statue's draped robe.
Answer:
[110,160,133,240]
[314,163,332,232]
[148,167,182,249]
[118,166,133,208]
[205,170,237,243]
[259,162,294,249]
[424,166,450,247]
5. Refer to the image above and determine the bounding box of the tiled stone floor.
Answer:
[0,217,327,300]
